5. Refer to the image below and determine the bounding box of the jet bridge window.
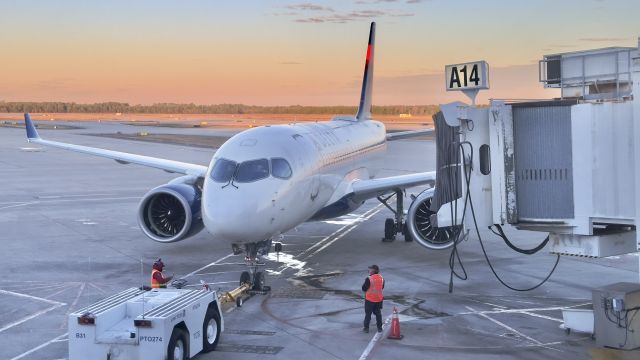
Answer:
[235,159,270,183]
[210,158,237,183]
[479,144,491,175]
[271,158,292,179]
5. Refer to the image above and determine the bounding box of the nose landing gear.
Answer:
[232,239,272,294]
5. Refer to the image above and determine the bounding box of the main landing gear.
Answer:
[378,189,412,242]
[231,239,272,294]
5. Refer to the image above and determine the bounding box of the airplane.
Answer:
[23,22,456,289]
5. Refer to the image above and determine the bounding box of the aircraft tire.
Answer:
[240,271,251,286]
[252,271,265,291]
[383,218,396,241]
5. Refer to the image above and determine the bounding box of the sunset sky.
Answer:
[1,0,639,106]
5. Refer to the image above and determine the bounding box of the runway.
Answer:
[1,120,638,359]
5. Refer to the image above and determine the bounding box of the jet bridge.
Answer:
[431,40,640,270]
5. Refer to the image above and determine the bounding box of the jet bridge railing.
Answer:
[539,47,634,100]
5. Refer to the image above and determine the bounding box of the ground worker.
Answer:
[362,264,384,333]
[151,258,173,289]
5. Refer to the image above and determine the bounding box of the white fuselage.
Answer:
[202,118,387,243]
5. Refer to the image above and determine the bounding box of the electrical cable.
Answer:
[448,226,467,292]
[489,224,550,255]
[431,111,467,292]
[447,137,467,293]
[445,138,561,292]
[619,308,640,348]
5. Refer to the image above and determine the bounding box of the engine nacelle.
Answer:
[406,188,460,250]
[138,182,204,243]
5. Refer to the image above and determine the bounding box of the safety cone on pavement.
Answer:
[387,306,403,340]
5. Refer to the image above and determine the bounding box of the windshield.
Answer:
[235,159,270,183]
[211,158,293,184]
[271,158,292,179]
[210,158,237,183]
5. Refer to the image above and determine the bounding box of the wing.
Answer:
[386,128,434,141]
[351,171,435,203]
[24,113,208,177]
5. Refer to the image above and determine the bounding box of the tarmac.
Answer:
[1,120,639,359]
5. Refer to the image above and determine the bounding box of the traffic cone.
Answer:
[387,306,403,340]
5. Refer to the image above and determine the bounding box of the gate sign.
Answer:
[445,61,489,91]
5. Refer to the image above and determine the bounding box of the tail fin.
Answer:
[355,22,375,121]
[24,113,41,140]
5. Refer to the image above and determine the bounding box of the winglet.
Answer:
[355,22,375,121]
[24,113,40,140]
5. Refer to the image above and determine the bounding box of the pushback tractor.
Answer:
[68,287,223,360]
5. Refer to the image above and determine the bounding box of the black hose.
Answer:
[489,224,550,255]
[448,140,561,292]
[447,137,467,292]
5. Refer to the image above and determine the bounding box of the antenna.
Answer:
[141,257,145,319]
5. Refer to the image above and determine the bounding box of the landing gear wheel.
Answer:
[168,327,188,360]
[383,218,396,242]
[240,271,251,286]
[236,297,243,307]
[202,308,221,352]
[252,271,265,291]
[403,223,413,242]
[231,243,243,255]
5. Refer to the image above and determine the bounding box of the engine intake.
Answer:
[138,183,203,243]
[407,188,461,250]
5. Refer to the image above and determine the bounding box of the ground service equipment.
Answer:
[68,287,223,360]
[592,282,640,350]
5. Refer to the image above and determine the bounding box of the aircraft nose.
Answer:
[202,185,277,242]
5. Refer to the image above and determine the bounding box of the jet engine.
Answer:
[406,188,460,250]
[138,180,204,243]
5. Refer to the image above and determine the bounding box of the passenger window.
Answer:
[271,158,292,179]
[235,159,270,183]
[210,158,237,183]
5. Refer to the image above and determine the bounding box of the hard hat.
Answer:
[153,258,164,271]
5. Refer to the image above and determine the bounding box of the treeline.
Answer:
[0,101,439,116]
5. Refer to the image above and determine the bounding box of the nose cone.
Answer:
[202,181,278,243]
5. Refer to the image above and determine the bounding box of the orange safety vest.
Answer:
[365,274,384,302]
[151,269,166,289]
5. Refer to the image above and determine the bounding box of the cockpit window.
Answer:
[271,158,292,179]
[212,158,292,184]
[235,159,270,183]
[210,158,237,183]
